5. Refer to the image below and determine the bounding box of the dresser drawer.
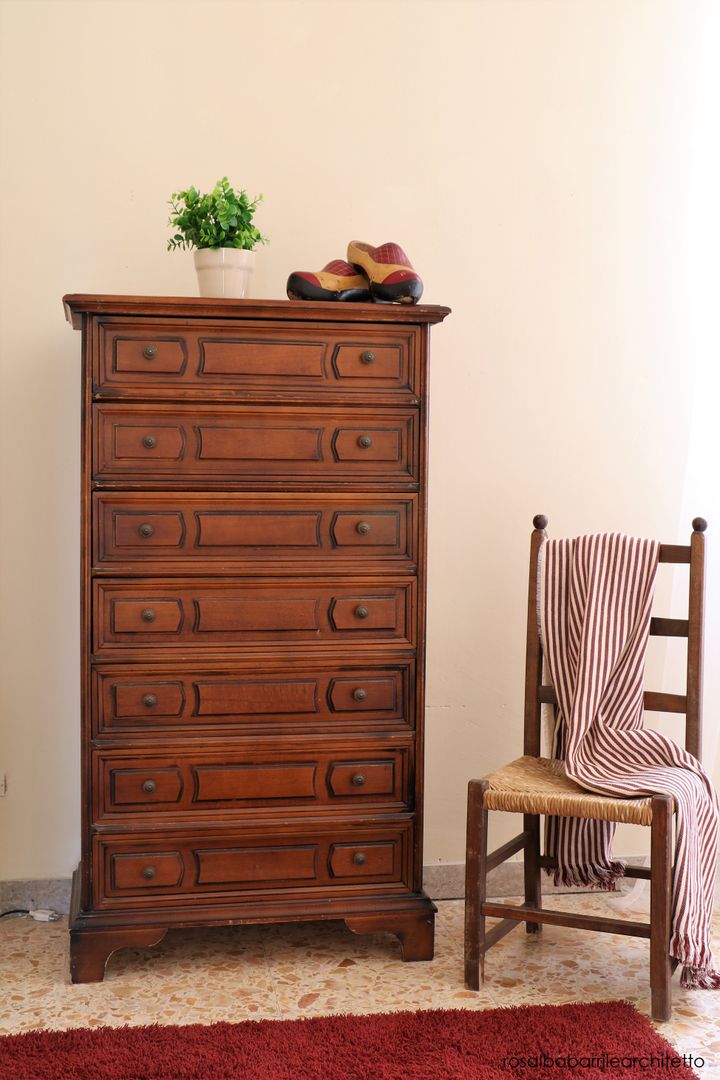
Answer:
[93,405,418,485]
[93,660,413,738]
[93,579,415,653]
[94,320,419,399]
[94,821,412,906]
[94,745,410,821]
[93,492,416,570]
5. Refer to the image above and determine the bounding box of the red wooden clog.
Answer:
[347,241,423,304]
[286,260,371,302]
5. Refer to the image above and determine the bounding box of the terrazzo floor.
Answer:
[1,894,718,1072]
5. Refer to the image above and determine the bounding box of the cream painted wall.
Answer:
[1,0,718,881]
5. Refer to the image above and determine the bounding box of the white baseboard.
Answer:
[0,878,73,914]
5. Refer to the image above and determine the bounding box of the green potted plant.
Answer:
[167,177,267,298]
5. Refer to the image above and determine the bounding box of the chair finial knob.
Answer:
[692,517,708,533]
[533,514,548,531]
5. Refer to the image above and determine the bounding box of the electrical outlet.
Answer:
[0,774,7,797]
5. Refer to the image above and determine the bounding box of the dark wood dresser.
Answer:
[63,294,450,981]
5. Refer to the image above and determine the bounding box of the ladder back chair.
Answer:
[464,514,707,1022]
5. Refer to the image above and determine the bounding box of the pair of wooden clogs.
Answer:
[287,241,423,305]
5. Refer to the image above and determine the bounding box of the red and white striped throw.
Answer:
[539,532,720,988]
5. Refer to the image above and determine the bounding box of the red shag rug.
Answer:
[0,1001,701,1080]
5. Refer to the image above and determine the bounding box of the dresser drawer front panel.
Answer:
[94,493,415,568]
[94,663,412,737]
[94,580,415,652]
[95,321,417,398]
[94,405,418,483]
[95,823,411,905]
[95,747,409,820]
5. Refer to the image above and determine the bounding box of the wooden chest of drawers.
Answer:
[64,295,449,981]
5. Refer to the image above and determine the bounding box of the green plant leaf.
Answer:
[166,177,267,252]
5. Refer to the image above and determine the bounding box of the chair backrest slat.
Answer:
[644,691,688,714]
[650,617,689,638]
[659,544,691,564]
[538,685,556,706]
[525,518,706,762]
[539,685,687,715]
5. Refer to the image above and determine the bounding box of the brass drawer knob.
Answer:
[142,693,157,707]
[142,434,157,450]
[356,521,371,536]
[354,605,369,619]
[352,688,367,702]
[353,852,367,866]
[357,435,373,449]
[360,350,376,364]
[141,608,156,623]
[143,345,158,359]
[142,779,157,794]
[351,773,367,787]
[138,523,155,538]
[141,866,156,880]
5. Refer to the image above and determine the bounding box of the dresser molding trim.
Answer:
[64,294,451,330]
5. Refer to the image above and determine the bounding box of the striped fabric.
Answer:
[539,533,720,988]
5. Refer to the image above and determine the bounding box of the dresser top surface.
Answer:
[63,294,451,330]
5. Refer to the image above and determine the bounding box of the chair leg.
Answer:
[650,794,673,1022]
[523,813,542,933]
[464,778,488,989]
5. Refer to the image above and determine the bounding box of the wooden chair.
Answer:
[464,515,707,1022]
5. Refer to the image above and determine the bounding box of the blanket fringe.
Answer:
[671,931,718,974]
[546,859,626,892]
[680,965,720,989]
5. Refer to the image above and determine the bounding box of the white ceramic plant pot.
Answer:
[193,247,256,298]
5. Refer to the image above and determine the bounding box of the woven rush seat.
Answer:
[483,755,658,826]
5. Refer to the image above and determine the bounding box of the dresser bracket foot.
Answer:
[70,926,168,983]
[344,909,435,962]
